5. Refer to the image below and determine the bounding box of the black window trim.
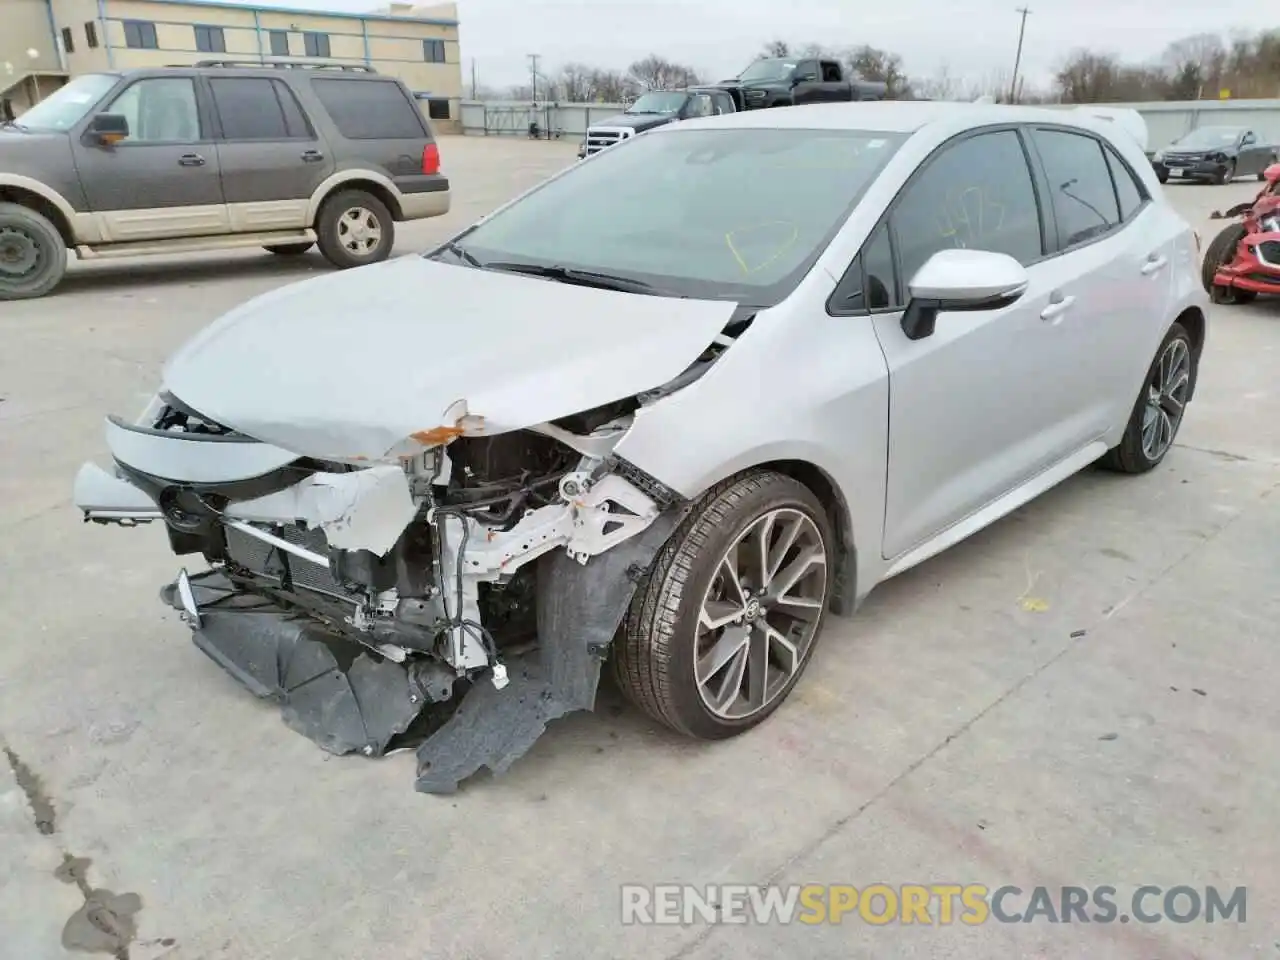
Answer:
[827,122,1051,318]
[1025,123,1149,256]
[206,76,317,142]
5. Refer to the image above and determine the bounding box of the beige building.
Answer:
[2,0,463,130]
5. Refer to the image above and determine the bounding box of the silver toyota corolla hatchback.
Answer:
[74,101,1209,793]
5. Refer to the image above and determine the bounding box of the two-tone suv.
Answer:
[0,60,450,300]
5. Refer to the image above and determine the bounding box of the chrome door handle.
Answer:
[301,150,325,162]
[1141,255,1168,275]
[178,153,205,167]
[1040,295,1076,321]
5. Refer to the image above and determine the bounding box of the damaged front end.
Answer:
[73,388,703,793]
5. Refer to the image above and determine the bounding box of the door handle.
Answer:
[178,153,205,167]
[1040,294,1076,322]
[301,150,325,163]
[1141,255,1168,275]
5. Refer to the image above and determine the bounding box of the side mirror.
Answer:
[900,249,1028,341]
[1242,132,1256,145]
[87,113,129,146]
[793,72,818,85]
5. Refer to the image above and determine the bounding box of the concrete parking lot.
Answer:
[2,135,1278,960]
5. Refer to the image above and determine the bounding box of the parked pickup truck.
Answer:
[578,87,736,158]
[709,57,887,111]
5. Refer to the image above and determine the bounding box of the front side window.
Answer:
[712,93,733,115]
[892,129,1043,287]
[1031,128,1121,249]
[106,78,201,143]
[830,221,898,315]
[123,20,158,50]
[451,127,907,306]
[685,94,713,118]
[10,73,117,132]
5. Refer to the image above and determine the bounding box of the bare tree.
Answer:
[627,54,701,91]
[915,62,961,101]
[590,69,640,103]
[760,40,791,58]
[844,45,914,98]
[555,62,598,102]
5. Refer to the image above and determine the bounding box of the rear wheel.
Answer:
[1099,323,1194,474]
[613,471,833,740]
[316,190,395,269]
[0,202,67,301]
[264,242,314,256]
[1201,222,1257,304]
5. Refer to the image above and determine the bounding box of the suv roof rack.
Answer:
[190,59,378,73]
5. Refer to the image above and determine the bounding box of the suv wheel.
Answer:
[0,203,68,301]
[613,471,832,739]
[316,190,395,269]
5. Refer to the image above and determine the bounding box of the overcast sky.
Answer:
[248,0,1264,90]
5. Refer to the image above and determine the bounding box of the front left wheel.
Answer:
[613,471,833,740]
[0,202,67,301]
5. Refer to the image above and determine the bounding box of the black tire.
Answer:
[1157,170,1169,184]
[1098,322,1194,474]
[1216,160,1236,185]
[315,190,395,269]
[264,242,314,256]
[0,202,68,301]
[613,470,833,740]
[1200,222,1257,304]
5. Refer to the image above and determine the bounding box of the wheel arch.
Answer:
[307,171,404,223]
[0,178,77,247]
[731,458,858,617]
[1174,305,1206,399]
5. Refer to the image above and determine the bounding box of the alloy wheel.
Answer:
[694,508,828,720]
[337,207,383,257]
[1141,337,1191,461]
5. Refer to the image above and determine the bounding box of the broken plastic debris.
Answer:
[491,663,509,690]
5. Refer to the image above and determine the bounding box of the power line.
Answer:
[1010,6,1031,104]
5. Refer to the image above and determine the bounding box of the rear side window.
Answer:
[891,129,1043,286]
[211,78,312,140]
[1031,128,1121,249]
[1104,144,1146,222]
[312,78,427,140]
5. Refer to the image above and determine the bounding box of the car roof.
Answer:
[671,100,1116,135]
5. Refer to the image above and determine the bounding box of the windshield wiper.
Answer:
[483,262,668,295]
[439,240,484,268]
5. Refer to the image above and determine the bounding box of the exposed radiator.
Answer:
[223,522,348,599]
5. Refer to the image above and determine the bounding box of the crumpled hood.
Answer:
[163,256,736,461]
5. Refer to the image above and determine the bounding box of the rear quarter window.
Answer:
[310,78,428,140]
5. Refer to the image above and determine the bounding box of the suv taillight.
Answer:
[422,143,440,175]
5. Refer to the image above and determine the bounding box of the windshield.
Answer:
[739,59,796,83]
[12,74,118,132]
[445,127,906,306]
[627,92,688,115]
[1172,127,1241,149]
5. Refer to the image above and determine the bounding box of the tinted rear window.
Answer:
[311,78,427,140]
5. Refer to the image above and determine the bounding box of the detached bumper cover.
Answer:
[1213,231,1280,294]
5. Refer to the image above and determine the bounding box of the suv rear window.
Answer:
[311,78,427,140]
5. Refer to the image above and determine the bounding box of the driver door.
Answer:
[1239,130,1269,177]
[856,128,1078,559]
[791,60,821,104]
[71,74,228,242]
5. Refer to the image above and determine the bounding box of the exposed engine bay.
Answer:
[75,319,743,792]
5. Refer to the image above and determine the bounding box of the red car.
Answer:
[1202,162,1280,303]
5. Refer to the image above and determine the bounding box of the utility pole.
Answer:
[527,53,540,102]
[1009,6,1030,104]
[470,58,477,99]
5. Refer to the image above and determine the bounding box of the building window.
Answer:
[123,20,159,50]
[85,22,99,49]
[268,30,290,56]
[61,27,76,54]
[427,97,450,120]
[194,25,226,54]
[303,32,330,58]
[423,39,446,63]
